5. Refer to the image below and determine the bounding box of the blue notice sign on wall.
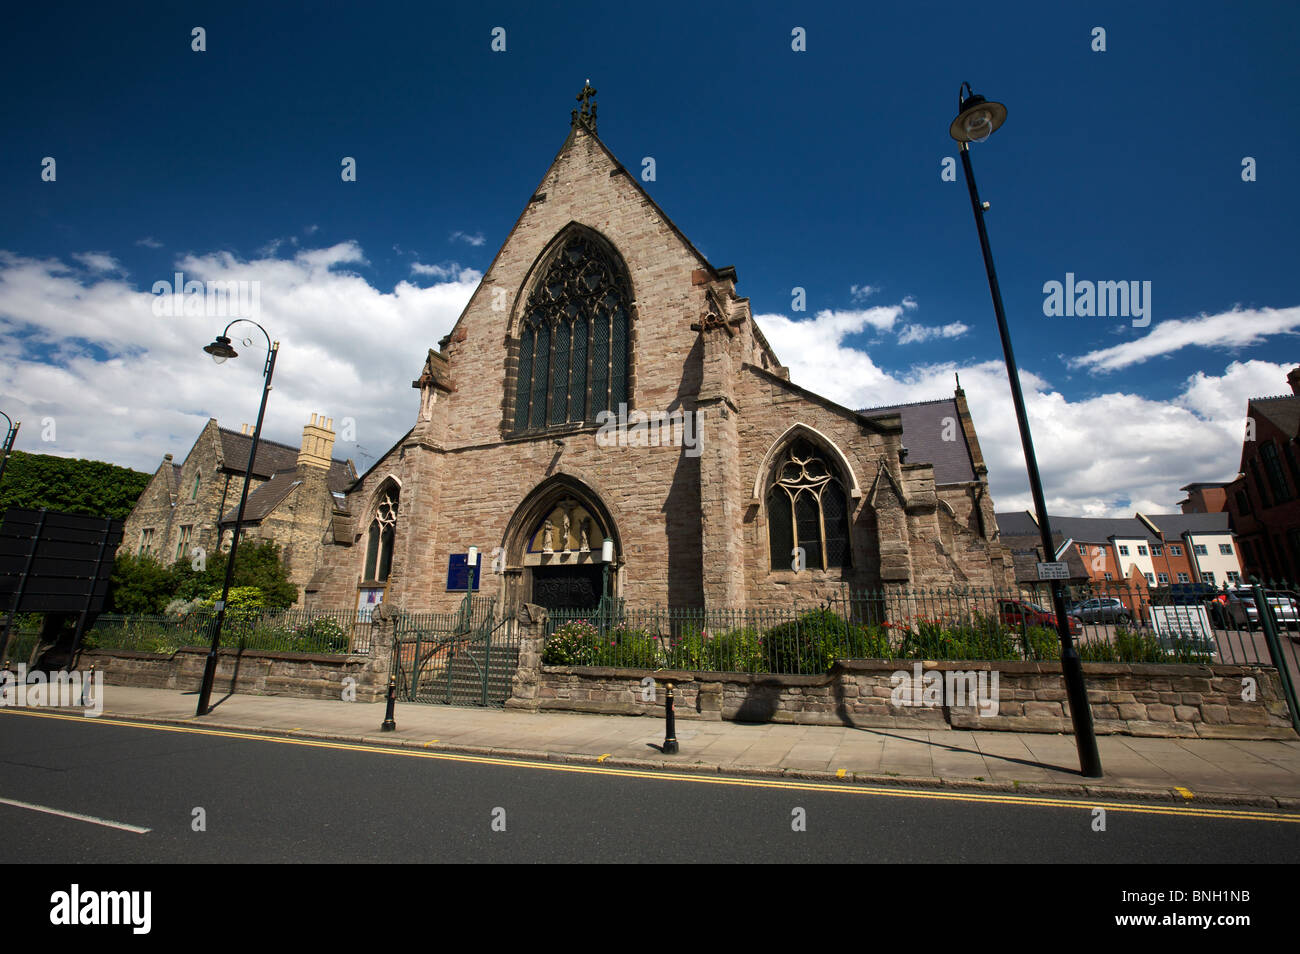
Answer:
[446,554,481,592]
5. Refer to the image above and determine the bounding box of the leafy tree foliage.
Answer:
[0,450,151,520]
[106,540,298,613]
[106,552,177,614]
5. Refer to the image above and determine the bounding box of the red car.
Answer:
[997,599,1082,635]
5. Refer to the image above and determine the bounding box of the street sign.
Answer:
[1036,561,1069,580]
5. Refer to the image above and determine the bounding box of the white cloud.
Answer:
[135,237,163,249]
[850,284,876,302]
[450,230,486,247]
[0,244,480,475]
[1070,304,1300,373]
[412,262,478,282]
[896,321,969,345]
[755,305,1291,518]
[72,252,123,274]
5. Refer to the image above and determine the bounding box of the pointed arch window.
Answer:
[512,233,631,433]
[364,487,399,583]
[767,439,851,571]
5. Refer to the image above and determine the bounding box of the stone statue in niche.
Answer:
[561,510,572,552]
[579,518,590,553]
[542,520,554,554]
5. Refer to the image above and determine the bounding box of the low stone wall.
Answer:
[512,657,1295,740]
[82,645,387,703]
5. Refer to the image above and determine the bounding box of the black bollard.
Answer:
[662,680,679,754]
[381,675,397,731]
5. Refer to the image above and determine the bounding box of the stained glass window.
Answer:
[767,439,852,571]
[512,234,631,432]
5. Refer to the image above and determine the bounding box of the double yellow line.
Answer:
[5,709,1296,824]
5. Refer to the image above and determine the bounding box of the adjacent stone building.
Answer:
[121,415,356,599]
[304,88,1014,617]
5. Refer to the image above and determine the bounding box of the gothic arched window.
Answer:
[512,233,631,432]
[364,486,398,583]
[767,439,852,571]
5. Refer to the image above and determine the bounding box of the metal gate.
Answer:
[392,597,521,707]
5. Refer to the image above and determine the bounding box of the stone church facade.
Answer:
[304,89,1014,617]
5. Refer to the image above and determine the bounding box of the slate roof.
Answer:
[994,511,1158,544]
[216,427,355,493]
[858,398,975,484]
[1249,394,1300,437]
[220,471,303,524]
[1143,512,1232,536]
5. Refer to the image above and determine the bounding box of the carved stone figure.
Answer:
[542,520,554,553]
[561,510,572,551]
[579,518,591,552]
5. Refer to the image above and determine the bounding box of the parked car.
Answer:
[998,599,1082,635]
[1068,597,1132,625]
[1208,588,1300,630]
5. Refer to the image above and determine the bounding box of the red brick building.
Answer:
[1225,367,1300,581]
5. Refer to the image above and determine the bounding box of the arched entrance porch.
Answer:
[501,475,621,613]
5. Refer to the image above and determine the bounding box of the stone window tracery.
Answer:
[767,439,851,571]
[364,487,398,583]
[512,233,631,432]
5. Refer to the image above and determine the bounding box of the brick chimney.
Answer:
[298,413,335,470]
[1288,366,1300,395]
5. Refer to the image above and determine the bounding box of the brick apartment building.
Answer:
[302,90,1016,616]
[1225,367,1300,581]
[995,510,1244,610]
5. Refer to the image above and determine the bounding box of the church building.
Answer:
[304,86,1014,617]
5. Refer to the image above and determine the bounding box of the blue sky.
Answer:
[1,0,1297,516]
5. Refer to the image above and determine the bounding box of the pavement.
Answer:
[17,685,1300,810]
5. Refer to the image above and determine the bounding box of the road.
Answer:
[1,710,1297,864]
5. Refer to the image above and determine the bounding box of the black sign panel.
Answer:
[0,508,123,613]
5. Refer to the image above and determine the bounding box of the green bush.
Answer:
[1078,639,1118,662]
[664,624,766,673]
[543,620,600,665]
[897,615,1021,660]
[292,616,350,653]
[1024,625,1062,660]
[1113,628,1169,663]
[597,626,660,668]
[761,608,872,673]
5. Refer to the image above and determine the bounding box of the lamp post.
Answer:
[600,536,614,610]
[950,83,1102,778]
[0,412,19,486]
[195,322,279,717]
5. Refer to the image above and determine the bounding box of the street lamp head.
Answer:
[601,537,615,564]
[203,335,238,364]
[949,86,1007,144]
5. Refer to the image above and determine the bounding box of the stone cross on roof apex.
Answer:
[571,79,597,134]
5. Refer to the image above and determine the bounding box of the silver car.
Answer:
[1068,597,1132,624]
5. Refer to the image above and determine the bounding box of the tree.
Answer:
[168,540,298,609]
[106,540,298,614]
[0,450,150,520]
[106,552,177,614]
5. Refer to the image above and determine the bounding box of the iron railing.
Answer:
[541,579,1300,684]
